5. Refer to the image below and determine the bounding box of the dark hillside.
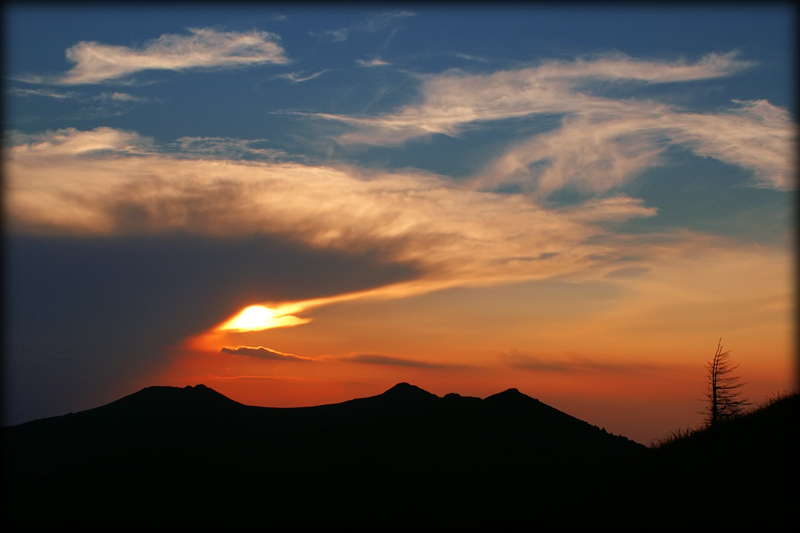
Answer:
[3,385,795,529]
[4,383,643,528]
[632,392,799,527]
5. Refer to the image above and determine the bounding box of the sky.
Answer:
[3,5,796,444]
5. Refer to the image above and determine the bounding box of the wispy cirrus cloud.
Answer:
[356,58,390,67]
[454,53,490,63]
[221,346,313,362]
[276,70,330,83]
[473,99,794,195]
[313,51,793,193]
[173,136,288,160]
[93,91,148,102]
[315,52,754,144]
[658,100,796,190]
[21,28,289,85]
[7,87,79,99]
[318,10,415,42]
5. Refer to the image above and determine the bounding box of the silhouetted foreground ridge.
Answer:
[3,385,797,529]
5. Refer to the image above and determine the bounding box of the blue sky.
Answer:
[3,6,795,442]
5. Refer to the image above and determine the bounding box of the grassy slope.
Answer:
[634,392,799,528]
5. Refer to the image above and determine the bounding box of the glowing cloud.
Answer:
[218,305,310,332]
[5,127,655,288]
[49,28,289,85]
[221,346,313,362]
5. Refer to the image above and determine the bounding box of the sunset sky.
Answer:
[4,6,795,444]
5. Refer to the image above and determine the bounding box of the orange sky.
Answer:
[148,238,795,445]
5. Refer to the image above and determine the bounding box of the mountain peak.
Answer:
[377,383,440,407]
[384,382,437,397]
[485,387,536,404]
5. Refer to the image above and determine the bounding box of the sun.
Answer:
[217,305,310,332]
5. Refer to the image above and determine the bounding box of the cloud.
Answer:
[266,51,792,198]
[4,46,793,327]
[320,10,415,42]
[485,100,794,195]
[324,29,350,43]
[561,196,659,222]
[657,100,796,190]
[6,127,152,157]
[470,108,668,197]
[5,127,661,293]
[221,346,314,362]
[538,50,753,83]
[48,28,288,85]
[277,70,329,83]
[9,86,150,104]
[454,53,490,63]
[315,52,753,144]
[96,92,147,102]
[8,87,78,99]
[356,58,390,67]
[173,136,288,160]
[340,353,456,369]
[308,51,792,193]
[502,350,665,375]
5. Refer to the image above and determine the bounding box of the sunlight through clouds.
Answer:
[218,305,311,332]
[4,7,794,443]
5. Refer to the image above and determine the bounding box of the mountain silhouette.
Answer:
[3,384,795,529]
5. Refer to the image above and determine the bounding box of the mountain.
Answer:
[3,384,795,529]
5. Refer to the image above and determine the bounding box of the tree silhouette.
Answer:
[704,338,749,427]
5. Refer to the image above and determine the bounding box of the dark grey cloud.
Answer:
[503,350,666,375]
[3,234,417,425]
[341,353,458,369]
[221,346,312,362]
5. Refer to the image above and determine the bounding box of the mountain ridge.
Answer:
[3,382,641,448]
[3,384,795,528]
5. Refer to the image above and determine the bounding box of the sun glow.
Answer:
[217,305,310,332]
[214,283,434,334]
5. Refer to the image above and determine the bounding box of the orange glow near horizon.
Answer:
[162,243,794,447]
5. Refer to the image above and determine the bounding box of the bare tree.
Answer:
[704,338,750,427]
